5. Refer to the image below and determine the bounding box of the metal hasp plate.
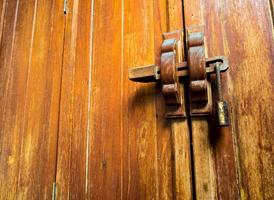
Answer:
[128,28,229,125]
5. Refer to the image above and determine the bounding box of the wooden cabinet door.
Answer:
[0,0,273,199]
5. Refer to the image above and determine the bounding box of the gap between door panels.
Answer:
[51,0,237,199]
[180,0,197,199]
[52,7,68,197]
[52,1,201,199]
[52,1,195,199]
[156,0,196,199]
[51,0,96,198]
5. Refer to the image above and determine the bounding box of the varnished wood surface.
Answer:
[0,0,7,44]
[184,0,274,199]
[183,0,220,199]
[56,0,91,199]
[218,1,274,198]
[0,0,273,199]
[166,0,193,199]
[54,0,192,199]
[123,1,159,198]
[0,0,65,199]
[153,0,193,199]
[56,0,176,199]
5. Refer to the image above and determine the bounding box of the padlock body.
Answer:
[217,101,229,126]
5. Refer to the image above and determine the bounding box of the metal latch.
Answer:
[128,28,229,126]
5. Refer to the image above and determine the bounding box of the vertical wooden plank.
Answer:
[153,0,193,199]
[270,0,274,16]
[153,0,174,199]
[16,0,65,198]
[87,0,123,199]
[168,0,193,199]
[212,0,273,199]
[0,1,21,198]
[0,0,65,198]
[183,0,219,199]
[0,0,7,43]
[191,118,218,199]
[56,0,93,199]
[57,0,177,199]
[123,0,161,198]
[203,1,239,199]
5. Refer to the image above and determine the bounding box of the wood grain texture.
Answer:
[270,0,274,20]
[56,0,173,199]
[57,0,186,199]
[0,0,6,44]
[56,0,92,199]
[153,0,174,199]
[167,0,193,199]
[183,0,219,199]
[0,1,22,198]
[88,0,123,199]
[215,1,274,199]
[191,118,218,199]
[203,1,239,198]
[0,0,272,199]
[0,0,65,199]
[124,0,163,198]
[123,0,159,197]
[184,0,274,199]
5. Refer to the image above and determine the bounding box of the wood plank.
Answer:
[0,0,7,44]
[202,1,239,198]
[0,1,22,198]
[153,0,174,199]
[123,0,161,198]
[183,0,224,199]
[152,0,193,199]
[191,118,218,199]
[56,0,93,199]
[0,0,65,198]
[168,0,193,199]
[87,0,123,199]
[16,0,65,198]
[210,0,273,199]
[184,0,274,199]
[270,0,274,17]
[56,0,177,199]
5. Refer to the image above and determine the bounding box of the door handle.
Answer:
[128,28,229,126]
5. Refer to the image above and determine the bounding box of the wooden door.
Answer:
[183,0,274,199]
[0,0,273,200]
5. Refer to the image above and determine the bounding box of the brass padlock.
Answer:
[215,62,229,126]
